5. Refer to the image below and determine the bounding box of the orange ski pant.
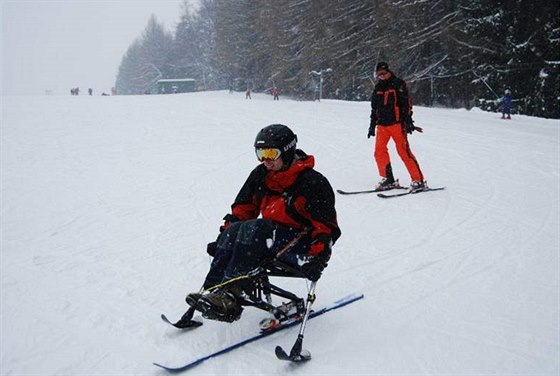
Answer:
[374,124,424,182]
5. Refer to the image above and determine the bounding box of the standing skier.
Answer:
[501,89,512,119]
[368,62,425,192]
[186,124,340,321]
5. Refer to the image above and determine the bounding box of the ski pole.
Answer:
[292,281,317,355]
[275,280,317,360]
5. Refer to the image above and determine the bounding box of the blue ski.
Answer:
[153,293,364,373]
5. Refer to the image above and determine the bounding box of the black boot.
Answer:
[185,292,202,308]
[197,286,243,322]
[376,164,398,190]
[410,180,426,192]
[376,177,398,191]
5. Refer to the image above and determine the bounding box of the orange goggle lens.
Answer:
[256,148,282,161]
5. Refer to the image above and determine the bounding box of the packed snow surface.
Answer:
[2,91,559,375]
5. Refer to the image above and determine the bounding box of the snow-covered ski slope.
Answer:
[2,91,559,375]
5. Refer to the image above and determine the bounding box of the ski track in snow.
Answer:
[1,91,559,375]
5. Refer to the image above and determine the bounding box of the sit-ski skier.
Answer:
[186,124,341,322]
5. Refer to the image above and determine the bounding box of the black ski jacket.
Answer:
[370,74,412,127]
[224,150,341,250]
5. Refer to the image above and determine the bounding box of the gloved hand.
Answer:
[207,221,230,257]
[219,222,231,233]
[368,124,376,138]
[404,118,415,134]
[208,214,238,257]
[301,238,332,281]
[221,213,239,232]
[206,241,218,257]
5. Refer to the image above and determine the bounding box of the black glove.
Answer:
[368,124,376,138]
[221,213,238,232]
[206,241,218,257]
[301,240,332,281]
[404,118,415,134]
[210,215,235,256]
[207,228,227,257]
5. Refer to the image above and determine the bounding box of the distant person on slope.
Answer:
[368,61,426,192]
[185,124,341,322]
[501,89,512,119]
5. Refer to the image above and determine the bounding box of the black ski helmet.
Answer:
[254,124,298,164]
[376,61,389,72]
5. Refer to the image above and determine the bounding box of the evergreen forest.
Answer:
[115,0,560,118]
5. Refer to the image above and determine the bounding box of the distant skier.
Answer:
[501,89,512,119]
[88,88,93,96]
[368,62,425,192]
[273,87,280,100]
[245,88,252,99]
[185,124,340,322]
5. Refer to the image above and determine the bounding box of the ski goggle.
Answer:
[376,70,389,78]
[255,148,282,161]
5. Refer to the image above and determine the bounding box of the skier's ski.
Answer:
[377,187,445,199]
[337,186,407,195]
[153,293,364,373]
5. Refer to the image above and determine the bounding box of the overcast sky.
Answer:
[2,0,188,96]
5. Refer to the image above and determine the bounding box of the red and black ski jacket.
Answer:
[223,150,341,253]
[370,74,412,127]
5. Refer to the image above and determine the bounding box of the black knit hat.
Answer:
[376,62,389,71]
